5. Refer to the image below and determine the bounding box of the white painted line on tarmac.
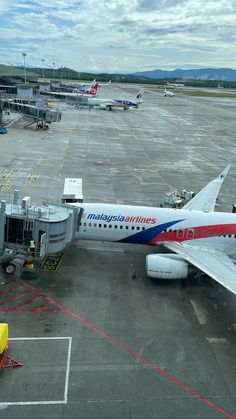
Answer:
[0,337,72,406]
[9,336,70,340]
[206,337,228,344]
[64,336,72,403]
[190,299,208,325]
[79,246,124,252]
[0,400,66,406]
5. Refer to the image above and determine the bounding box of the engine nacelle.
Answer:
[146,254,188,279]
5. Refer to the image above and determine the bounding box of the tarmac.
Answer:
[0,84,235,418]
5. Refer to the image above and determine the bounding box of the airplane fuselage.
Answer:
[87,98,139,108]
[78,203,236,256]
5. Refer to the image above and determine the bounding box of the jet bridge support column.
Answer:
[0,102,3,126]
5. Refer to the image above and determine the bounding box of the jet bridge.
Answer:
[0,190,83,269]
[0,98,62,128]
[65,95,89,107]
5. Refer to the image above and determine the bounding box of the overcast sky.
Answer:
[1,0,236,73]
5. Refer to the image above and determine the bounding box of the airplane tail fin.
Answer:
[182,165,231,212]
[91,79,97,87]
[135,88,144,103]
[88,82,99,96]
[99,80,111,87]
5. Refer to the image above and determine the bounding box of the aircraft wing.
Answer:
[48,92,66,98]
[164,241,236,295]
[182,165,231,212]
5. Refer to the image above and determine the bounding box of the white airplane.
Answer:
[61,79,96,89]
[95,80,111,88]
[70,79,111,89]
[74,165,236,295]
[167,82,184,88]
[64,88,144,110]
[164,88,175,97]
[49,82,99,98]
[87,88,144,110]
[76,79,97,88]
[72,81,99,95]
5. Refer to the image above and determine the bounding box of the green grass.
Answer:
[181,90,236,98]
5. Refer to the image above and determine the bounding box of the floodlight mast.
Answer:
[22,52,27,85]
[42,59,45,80]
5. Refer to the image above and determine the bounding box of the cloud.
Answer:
[1,0,236,72]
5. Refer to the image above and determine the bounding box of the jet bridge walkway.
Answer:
[0,190,84,275]
[0,98,62,128]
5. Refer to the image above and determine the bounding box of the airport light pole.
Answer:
[22,52,27,86]
[42,59,45,80]
[53,62,55,79]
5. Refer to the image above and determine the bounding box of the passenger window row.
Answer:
[80,222,146,231]
[167,229,236,237]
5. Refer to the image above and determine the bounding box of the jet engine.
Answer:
[99,104,112,110]
[146,254,189,279]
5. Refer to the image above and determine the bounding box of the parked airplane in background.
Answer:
[72,81,99,95]
[70,79,111,90]
[164,88,175,97]
[65,88,144,110]
[75,165,236,295]
[97,80,111,87]
[76,79,97,88]
[49,82,99,98]
[87,88,144,110]
[167,82,184,88]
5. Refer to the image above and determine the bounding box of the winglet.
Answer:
[218,164,231,181]
[182,165,231,212]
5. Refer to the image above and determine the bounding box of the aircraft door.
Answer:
[176,229,185,239]
[77,207,84,231]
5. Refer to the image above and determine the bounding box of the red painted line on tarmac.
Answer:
[12,295,42,309]
[34,301,54,310]
[18,280,235,418]
[34,301,50,309]
[0,290,32,306]
[0,309,64,313]
[0,284,23,297]
[21,282,63,309]
[0,278,17,288]
[63,307,235,419]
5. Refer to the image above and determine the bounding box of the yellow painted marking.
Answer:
[41,253,63,272]
[27,172,40,184]
[0,167,19,192]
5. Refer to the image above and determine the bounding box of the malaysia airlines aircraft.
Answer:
[75,166,236,295]
[87,88,144,110]
[66,89,144,110]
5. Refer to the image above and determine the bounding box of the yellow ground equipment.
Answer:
[0,323,23,368]
[0,323,8,354]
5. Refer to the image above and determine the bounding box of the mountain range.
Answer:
[133,68,236,81]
